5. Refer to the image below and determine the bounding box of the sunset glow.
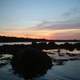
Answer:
[0,0,80,40]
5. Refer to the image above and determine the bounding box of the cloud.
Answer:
[33,6,80,30]
[62,7,80,18]
[33,21,80,30]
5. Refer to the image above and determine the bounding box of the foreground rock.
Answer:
[11,46,52,79]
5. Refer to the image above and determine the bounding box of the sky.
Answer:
[0,0,80,40]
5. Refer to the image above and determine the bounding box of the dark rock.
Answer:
[11,46,52,79]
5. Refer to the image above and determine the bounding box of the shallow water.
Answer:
[0,58,80,80]
[0,42,32,46]
[44,60,80,80]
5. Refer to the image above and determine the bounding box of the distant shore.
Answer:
[0,35,80,42]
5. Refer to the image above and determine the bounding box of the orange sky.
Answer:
[0,28,80,40]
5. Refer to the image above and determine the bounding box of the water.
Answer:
[0,42,78,46]
[0,42,32,46]
[35,60,80,80]
[55,42,78,45]
[0,56,80,80]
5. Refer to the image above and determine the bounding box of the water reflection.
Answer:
[10,47,52,80]
[54,60,65,65]
[0,54,12,68]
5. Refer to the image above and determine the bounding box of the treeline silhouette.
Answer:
[0,35,80,42]
[0,36,47,42]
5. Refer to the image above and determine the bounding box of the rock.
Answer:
[11,46,52,79]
